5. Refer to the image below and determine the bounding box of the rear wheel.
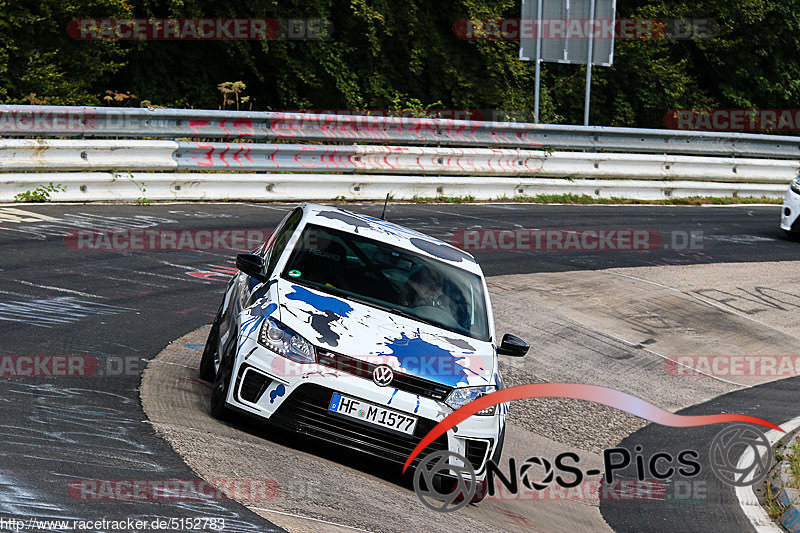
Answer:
[199,303,224,382]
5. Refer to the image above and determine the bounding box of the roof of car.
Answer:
[299,203,482,275]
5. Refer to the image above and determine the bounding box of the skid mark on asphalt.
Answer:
[0,297,135,328]
[607,261,800,345]
[0,472,79,522]
[0,383,164,472]
[492,269,800,390]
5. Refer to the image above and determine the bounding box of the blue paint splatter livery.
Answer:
[382,333,468,387]
[285,285,353,317]
[238,303,278,350]
[269,384,286,403]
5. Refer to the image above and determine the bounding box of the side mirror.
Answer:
[236,253,268,283]
[497,333,529,357]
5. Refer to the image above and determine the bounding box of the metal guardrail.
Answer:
[0,172,786,203]
[3,139,797,183]
[2,105,800,159]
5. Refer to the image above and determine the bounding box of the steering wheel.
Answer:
[411,304,459,328]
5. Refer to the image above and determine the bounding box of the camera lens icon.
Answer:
[412,450,477,512]
[709,424,772,487]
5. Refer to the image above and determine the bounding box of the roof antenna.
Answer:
[380,193,390,220]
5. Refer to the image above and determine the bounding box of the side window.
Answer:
[264,209,303,276]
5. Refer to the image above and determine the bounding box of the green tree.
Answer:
[2,0,798,129]
[0,0,131,105]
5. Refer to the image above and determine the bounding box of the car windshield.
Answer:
[282,223,490,341]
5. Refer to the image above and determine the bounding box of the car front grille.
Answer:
[465,439,491,472]
[268,383,449,467]
[237,365,272,404]
[316,349,454,401]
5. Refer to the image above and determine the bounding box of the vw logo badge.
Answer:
[373,365,394,387]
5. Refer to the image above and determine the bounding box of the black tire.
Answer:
[210,339,235,421]
[199,303,224,382]
[491,426,506,465]
[433,428,504,505]
[471,426,506,503]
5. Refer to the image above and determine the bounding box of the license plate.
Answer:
[328,393,417,435]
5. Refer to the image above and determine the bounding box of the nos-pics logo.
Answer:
[413,423,773,512]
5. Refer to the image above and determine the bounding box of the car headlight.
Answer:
[258,318,316,364]
[791,177,800,195]
[445,385,497,415]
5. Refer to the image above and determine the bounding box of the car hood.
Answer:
[275,279,494,388]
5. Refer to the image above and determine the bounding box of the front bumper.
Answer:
[781,187,800,231]
[225,335,501,476]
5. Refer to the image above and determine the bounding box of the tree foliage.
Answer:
[0,0,796,128]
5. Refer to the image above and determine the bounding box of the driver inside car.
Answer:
[402,264,445,307]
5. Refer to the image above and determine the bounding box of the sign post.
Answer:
[520,0,616,125]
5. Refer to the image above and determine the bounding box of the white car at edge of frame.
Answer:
[781,177,800,235]
[200,203,528,496]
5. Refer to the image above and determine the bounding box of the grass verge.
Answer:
[765,439,800,519]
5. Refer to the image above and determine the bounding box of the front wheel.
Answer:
[199,304,224,382]
[210,341,235,421]
[470,426,505,503]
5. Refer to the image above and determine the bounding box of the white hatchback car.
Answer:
[200,203,528,483]
[781,177,800,234]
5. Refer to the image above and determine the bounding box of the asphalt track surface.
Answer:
[0,202,796,532]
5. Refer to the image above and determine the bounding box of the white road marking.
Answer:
[243,204,293,212]
[150,360,198,370]
[0,289,32,298]
[704,235,777,244]
[249,507,373,533]
[736,415,800,532]
[408,205,525,227]
[89,273,171,289]
[481,204,524,210]
[12,280,106,299]
[103,266,189,282]
[0,207,60,223]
